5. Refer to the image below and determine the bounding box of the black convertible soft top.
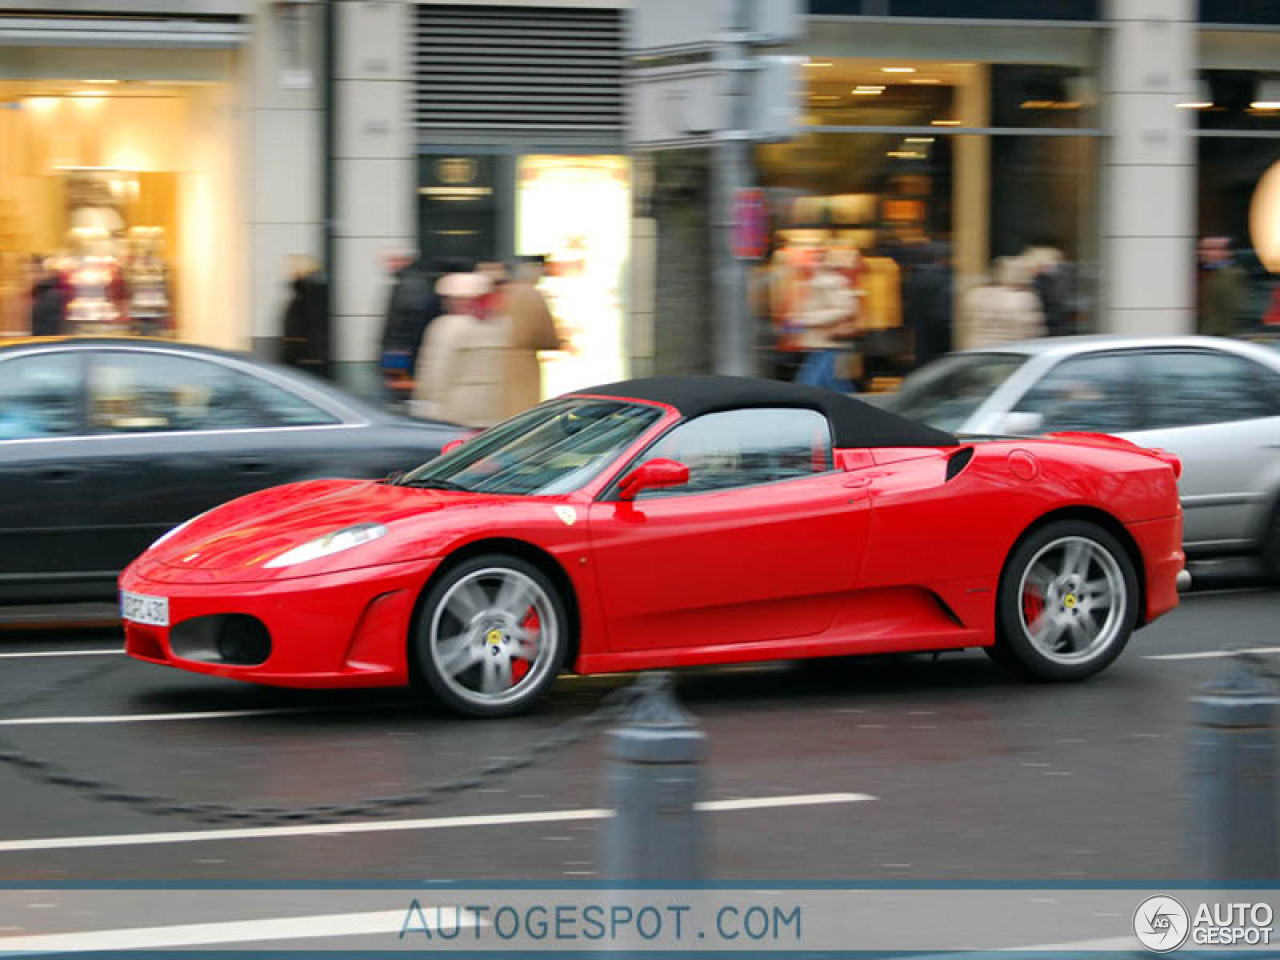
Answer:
[572,375,957,449]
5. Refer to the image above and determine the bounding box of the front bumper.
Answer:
[119,557,440,688]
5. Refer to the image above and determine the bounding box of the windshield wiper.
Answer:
[403,478,471,492]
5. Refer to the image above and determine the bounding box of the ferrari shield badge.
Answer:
[553,506,577,526]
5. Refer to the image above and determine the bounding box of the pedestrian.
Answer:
[905,241,953,368]
[380,253,474,404]
[792,248,857,393]
[29,257,68,337]
[411,272,511,428]
[964,256,1045,348]
[1022,242,1073,337]
[280,257,331,378]
[1198,236,1246,338]
[498,255,561,419]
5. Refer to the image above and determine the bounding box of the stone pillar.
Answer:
[1100,0,1197,336]
[246,0,324,359]
[332,0,415,392]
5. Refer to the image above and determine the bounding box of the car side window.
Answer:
[1011,354,1140,433]
[0,352,82,440]
[1138,351,1279,428]
[636,408,833,497]
[88,352,266,433]
[231,372,340,426]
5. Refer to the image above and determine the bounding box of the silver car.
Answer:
[884,335,1280,570]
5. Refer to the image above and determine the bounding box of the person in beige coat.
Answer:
[411,272,512,429]
[499,256,562,419]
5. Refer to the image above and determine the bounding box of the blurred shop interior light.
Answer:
[852,85,885,95]
[804,60,833,68]
[1251,77,1280,110]
[882,66,916,73]
[1177,78,1214,109]
[1252,160,1280,273]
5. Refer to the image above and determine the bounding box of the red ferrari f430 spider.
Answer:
[121,376,1185,716]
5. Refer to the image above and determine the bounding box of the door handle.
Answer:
[843,475,872,488]
[232,459,271,475]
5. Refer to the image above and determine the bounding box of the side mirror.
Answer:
[999,411,1045,435]
[617,458,689,501]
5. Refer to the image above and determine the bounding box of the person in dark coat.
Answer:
[281,264,331,378]
[379,254,474,403]
[29,260,68,337]
[906,242,953,369]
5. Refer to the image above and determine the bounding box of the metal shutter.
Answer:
[413,4,624,138]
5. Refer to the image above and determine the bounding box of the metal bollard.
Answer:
[1189,653,1279,881]
[601,671,707,880]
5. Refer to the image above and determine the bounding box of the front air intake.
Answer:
[170,614,272,666]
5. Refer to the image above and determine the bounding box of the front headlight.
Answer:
[262,523,388,569]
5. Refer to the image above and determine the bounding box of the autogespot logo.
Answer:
[1134,896,1191,952]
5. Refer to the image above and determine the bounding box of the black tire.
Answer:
[991,519,1139,682]
[412,553,569,717]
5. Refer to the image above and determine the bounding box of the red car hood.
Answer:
[148,478,500,574]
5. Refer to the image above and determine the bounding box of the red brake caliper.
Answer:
[511,608,537,684]
[1022,585,1045,630]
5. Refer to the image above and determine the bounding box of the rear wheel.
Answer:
[413,554,568,717]
[990,520,1138,681]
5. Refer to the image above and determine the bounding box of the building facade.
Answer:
[0,0,1277,394]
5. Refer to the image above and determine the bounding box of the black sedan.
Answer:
[0,338,464,603]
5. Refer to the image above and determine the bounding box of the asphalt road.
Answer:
[0,575,1276,887]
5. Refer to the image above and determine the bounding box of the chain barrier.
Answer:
[0,664,648,827]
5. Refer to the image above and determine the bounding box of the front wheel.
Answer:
[991,520,1139,681]
[413,554,568,717]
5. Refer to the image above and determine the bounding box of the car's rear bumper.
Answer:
[1126,514,1185,624]
[119,558,440,688]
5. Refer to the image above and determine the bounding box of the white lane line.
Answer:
[700,793,872,812]
[0,648,121,660]
[0,908,472,953]
[1145,645,1280,661]
[0,706,336,727]
[0,793,873,854]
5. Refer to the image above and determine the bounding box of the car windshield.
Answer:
[397,398,664,496]
[884,352,1029,431]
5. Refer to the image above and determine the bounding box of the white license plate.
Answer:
[120,591,169,627]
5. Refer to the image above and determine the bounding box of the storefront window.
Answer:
[755,56,1097,388]
[515,154,630,398]
[0,79,232,343]
[1196,138,1280,336]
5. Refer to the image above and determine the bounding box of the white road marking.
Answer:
[0,907,471,952]
[0,793,873,854]
[1145,646,1280,661]
[0,648,121,660]
[700,793,872,812]
[0,707,335,727]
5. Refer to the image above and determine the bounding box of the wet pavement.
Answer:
[0,575,1275,884]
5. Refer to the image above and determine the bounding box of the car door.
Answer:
[82,348,315,572]
[0,349,97,593]
[587,407,871,653]
[1124,349,1280,551]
